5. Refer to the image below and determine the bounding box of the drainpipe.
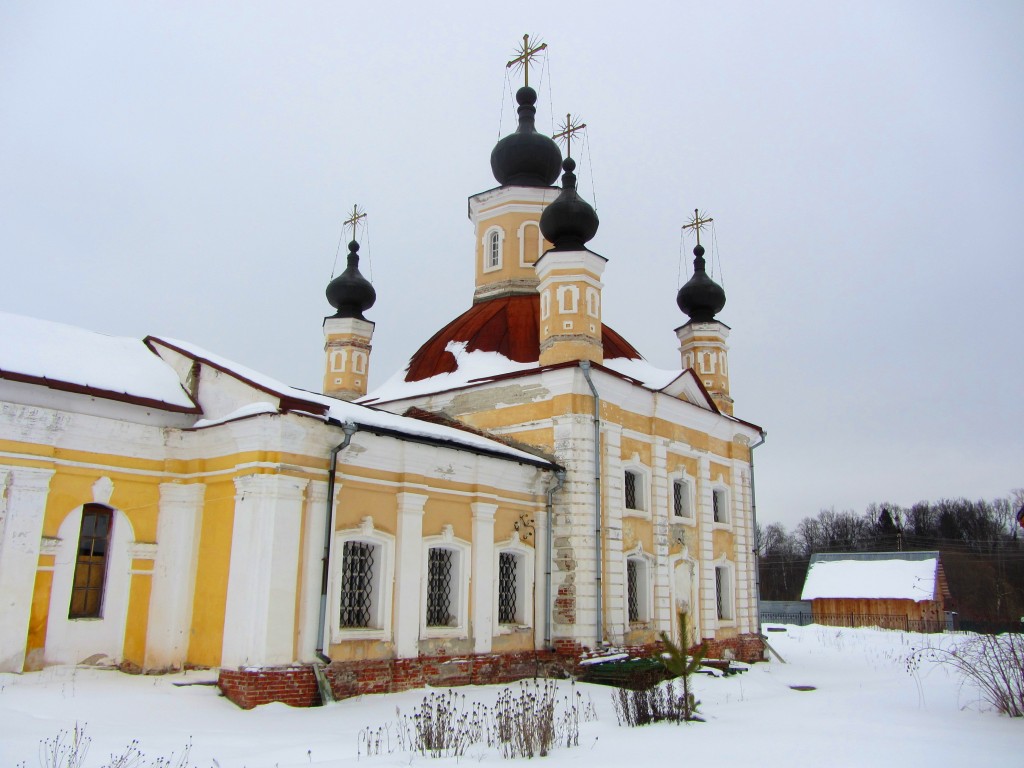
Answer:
[748,431,766,640]
[544,468,567,650]
[316,420,358,666]
[579,361,603,646]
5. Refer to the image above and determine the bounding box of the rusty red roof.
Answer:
[404,294,641,382]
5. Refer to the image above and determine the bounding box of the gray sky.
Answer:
[2,2,1021,531]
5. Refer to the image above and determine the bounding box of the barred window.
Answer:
[673,479,691,519]
[339,541,376,628]
[713,488,728,524]
[624,469,643,511]
[426,547,455,627]
[627,559,640,622]
[715,565,733,621]
[498,552,518,624]
[69,505,112,619]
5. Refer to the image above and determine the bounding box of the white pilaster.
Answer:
[0,466,54,672]
[697,455,716,638]
[221,474,308,668]
[651,438,671,632]
[145,483,204,669]
[393,492,428,658]
[471,502,497,653]
[297,480,330,662]
[603,424,625,642]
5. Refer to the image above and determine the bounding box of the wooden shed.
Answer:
[800,551,952,632]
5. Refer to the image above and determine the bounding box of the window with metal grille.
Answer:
[627,559,640,622]
[713,489,728,523]
[624,469,642,511]
[673,479,691,518]
[339,541,375,628]
[488,231,501,269]
[426,547,455,627]
[715,565,733,620]
[69,505,112,619]
[498,552,518,624]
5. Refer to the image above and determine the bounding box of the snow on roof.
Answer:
[365,342,538,403]
[154,337,553,467]
[0,311,196,410]
[602,357,683,390]
[800,552,939,602]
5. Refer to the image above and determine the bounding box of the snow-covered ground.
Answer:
[2,625,1021,767]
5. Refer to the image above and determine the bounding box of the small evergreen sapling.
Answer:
[658,611,705,722]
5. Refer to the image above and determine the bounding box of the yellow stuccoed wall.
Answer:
[187,476,237,668]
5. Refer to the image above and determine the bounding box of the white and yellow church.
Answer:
[0,46,765,707]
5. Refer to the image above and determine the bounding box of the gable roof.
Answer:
[800,551,941,602]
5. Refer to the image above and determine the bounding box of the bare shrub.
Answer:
[908,633,1024,716]
[358,681,596,759]
[23,724,192,768]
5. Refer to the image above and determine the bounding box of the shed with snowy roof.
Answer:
[800,552,951,632]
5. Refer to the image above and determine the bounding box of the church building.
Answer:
[0,43,765,708]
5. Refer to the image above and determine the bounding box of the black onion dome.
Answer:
[490,87,562,187]
[539,158,599,250]
[326,241,376,320]
[676,244,726,321]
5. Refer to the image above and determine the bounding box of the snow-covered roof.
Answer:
[0,311,196,411]
[800,552,940,602]
[152,337,555,468]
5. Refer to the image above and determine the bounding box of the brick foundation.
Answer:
[216,633,765,709]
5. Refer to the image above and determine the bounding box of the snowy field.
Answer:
[2,625,1021,767]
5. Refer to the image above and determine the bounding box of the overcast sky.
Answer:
[2,2,1021,531]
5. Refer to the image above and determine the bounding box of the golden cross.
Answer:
[682,208,714,247]
[506,34,547,88]
[553,113,587,159]
[343,204,367,242]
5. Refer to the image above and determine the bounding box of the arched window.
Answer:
[69,504,113,619]
[332,518,394,640]
[715,562,735,622]
[483,228,504,272]
[625,550,653,623]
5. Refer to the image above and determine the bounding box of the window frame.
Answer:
[670,471,695,523]
[622,464,650,518]
[331,519,394,642]
[624,546,653,625]
[493,532,534,633]
[714,561,735,624]
[420,528,471,639]
[712,485,731,526]
[482,227,504,273]
[68,504,113,619]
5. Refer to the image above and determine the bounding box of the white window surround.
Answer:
[492,531,534,634]
[670,471,696,524]
[585,286,600,318]
[714,559,736,625]
[556,284,579,314]
[420,526,471,639]
[540,290,551,320]
[330,517,394,643]
[517,220,543,267]
[622,463,650,518]
[624,544,654,625]
[712,484,731,527]
[482,227,504,273]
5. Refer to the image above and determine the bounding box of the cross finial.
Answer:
[682,208,714,247]
[553,113,587,159]
[506,34,547,88]
[343,204,367,243]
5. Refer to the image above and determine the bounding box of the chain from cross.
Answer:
[553,113,587,159]
[682,208,714,247]
[343,204,367,242]
[506,34,547,88]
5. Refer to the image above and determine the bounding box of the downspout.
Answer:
[316,420,358,667]
[748,431,766,641]
[544,468,567,650]
[579,361,603,646]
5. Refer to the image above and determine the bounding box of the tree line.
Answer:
[757,491,1024,629]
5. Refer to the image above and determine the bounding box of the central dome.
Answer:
[490,87,562,187]
[404,294,640,382]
